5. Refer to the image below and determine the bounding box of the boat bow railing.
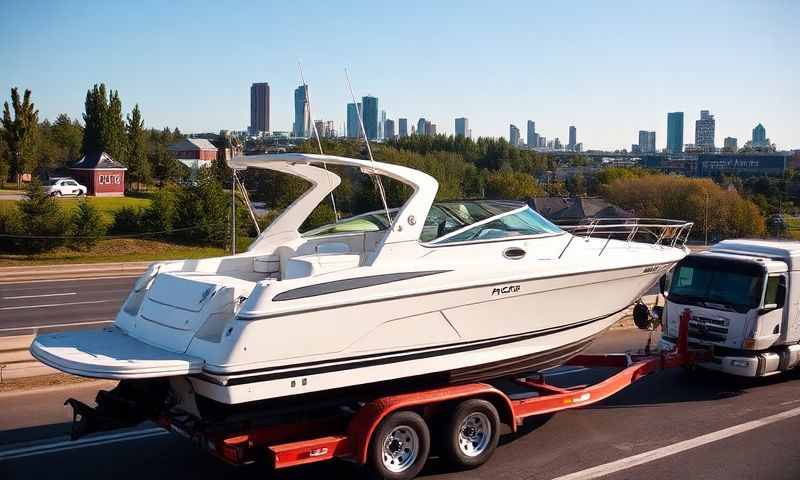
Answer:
[557,218,694,257]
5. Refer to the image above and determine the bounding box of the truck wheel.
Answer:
[440,399,500,470]
[368,410,430,480]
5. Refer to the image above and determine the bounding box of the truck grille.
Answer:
[688,315,729,343]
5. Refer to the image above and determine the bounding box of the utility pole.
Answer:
[231,169,236,255]
[704,192,709,246]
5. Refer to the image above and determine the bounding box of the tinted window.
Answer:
[670,264,763,312]
[434,207,562,244]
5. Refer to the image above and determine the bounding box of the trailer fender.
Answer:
[347,382,515,464]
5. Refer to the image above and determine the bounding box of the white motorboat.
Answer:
[31,153,691,421]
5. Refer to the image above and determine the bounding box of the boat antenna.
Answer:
[345,68,392,224]
[299,62,339,222]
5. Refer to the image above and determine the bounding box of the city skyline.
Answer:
[2,1,797,150]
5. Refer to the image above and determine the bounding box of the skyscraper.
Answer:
[429,124,437,135]
[527,121,536,147]
[362,96,379,140]
[379,110,387,140]
[313,120,324,139]
[723,137,738,152]
[293,84,310,137]
[455,117,469,137]
[568,126,577,150]
[667,112,684,154]
[695,110,715,152]
[398,118,408,137]
[346,102,362,138]
[417,118,427,136]
[638,130,656,153]
[509,124,521,146]
[384,119,395,140]
[249,82,270,135]
[752,123,767,147]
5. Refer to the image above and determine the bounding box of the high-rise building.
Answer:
[455,117,469,137]
[723,137,738,152]
[293,84,311,137]
[379,110,387,140]
[538,136,546,148]
[398,118,408,137]
[362,96,379,140]
[667,112,684,154]
[638,130,656,153]
[384,119,395,140]
[568,126,577,150]
[313,120,324,139]
[752,123,768,147]
[695,110,715,152]
[429,124,437,135]
[346,102,362,138]
[509,124,521,146]
[417,118,427,136]
[526,121,536,147]
[249,82,270,135]
[324,120,335,138]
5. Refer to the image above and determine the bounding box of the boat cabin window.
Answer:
[430,206,562,244]
[302,211,392,237]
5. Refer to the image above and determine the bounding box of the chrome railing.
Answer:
[557,218,694,258]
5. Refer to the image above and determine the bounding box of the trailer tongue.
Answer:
[60,314,705,479]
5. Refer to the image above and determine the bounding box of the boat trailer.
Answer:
[136,311,705,479]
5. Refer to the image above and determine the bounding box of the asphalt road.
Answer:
[2,329,799,480]
[0,277,135,334]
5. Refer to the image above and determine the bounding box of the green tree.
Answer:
[81,84,127,164]
[70,200,106,250]
[175,173,230,247]
[1,88,40,187]
[38,114,84,171]
[17,179,68,251]
[109,206,142,234]
[82,84,107,154]
[484,170,545,199]
[104,90,127,164]
[126,104,150,190]
[140,188,177,234]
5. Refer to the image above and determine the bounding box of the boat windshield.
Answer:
[303,200,563,244]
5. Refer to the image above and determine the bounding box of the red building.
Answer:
[168,138,218,162]
[69,151,127,196]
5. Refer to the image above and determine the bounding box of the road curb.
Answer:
[0,261,151,283]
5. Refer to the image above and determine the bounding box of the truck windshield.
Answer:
[670,258,764,313]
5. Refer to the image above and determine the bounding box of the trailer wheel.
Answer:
[368,410,430,480]
[440,399,500,469]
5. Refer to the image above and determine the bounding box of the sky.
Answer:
[1,0,798,151]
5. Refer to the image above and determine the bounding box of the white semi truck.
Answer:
[659,239,800,377]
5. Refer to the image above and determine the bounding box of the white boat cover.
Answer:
[30,326,203,379]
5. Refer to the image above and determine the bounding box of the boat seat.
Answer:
[283,253,362,280]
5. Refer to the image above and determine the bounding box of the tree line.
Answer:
[0,86,188,189]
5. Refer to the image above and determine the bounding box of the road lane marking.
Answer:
[2,292,77,300]
[549,405,800,480]
[0,274,141,285]
[0,300,111,311]
[0,428,169,461]
[0,320,113,332]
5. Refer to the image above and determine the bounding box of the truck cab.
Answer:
[659,239,800,377]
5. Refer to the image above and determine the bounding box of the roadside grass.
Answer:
[0,236,255,266]
[0,194,153,225]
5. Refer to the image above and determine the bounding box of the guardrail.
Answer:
[557,218,694,258]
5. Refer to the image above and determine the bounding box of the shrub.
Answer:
[109,206,143,235]
[140,188,177,236]
[17,179,68,252]
[70,200,106,250]
[175,174,229,247]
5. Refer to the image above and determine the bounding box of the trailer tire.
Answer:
[440,399,500,470]
[367,410,430,480]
